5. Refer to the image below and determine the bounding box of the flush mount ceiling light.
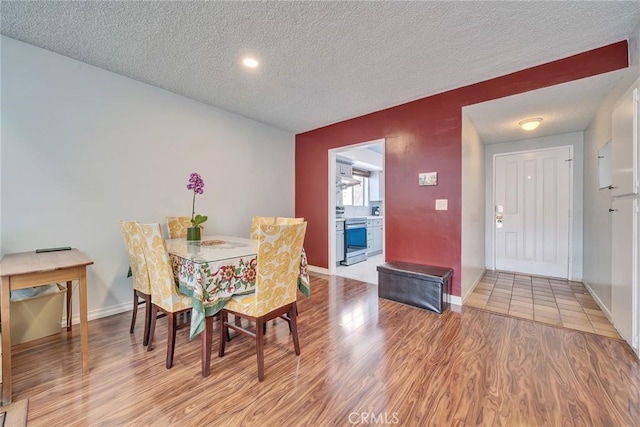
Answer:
[518,118,543,131]
[242,57,259,68]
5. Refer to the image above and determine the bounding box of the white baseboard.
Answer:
[582,281,636,359]
[581,280,613,321]
[449,295,462,307]
[462,269,486,303]
[62,301,131,327]
[308,265,329,275]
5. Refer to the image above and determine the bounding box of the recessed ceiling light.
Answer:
[242,57,259,68]
[519,118,542,131]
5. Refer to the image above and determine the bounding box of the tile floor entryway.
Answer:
[466,270,621,339]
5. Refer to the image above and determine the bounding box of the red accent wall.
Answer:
[296,41,629,296]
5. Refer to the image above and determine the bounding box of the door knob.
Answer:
[609,208,617,212]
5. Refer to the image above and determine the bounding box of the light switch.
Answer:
[435,199,448,210]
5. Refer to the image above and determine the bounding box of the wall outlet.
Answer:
[435,199,448,210]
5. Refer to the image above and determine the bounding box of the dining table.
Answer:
[166,235,310,375]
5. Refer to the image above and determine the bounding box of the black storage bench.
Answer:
[377,261,453,314]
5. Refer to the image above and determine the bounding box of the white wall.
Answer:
[484,132,584,280]
[461,113,486,300]
[1,36,295,321]
[583,92,620,311]
[583,22,640,313]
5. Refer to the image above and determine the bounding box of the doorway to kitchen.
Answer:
[328,138,385,284]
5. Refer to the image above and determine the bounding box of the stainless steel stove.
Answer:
[341,217,367,265]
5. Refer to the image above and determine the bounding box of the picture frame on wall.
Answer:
[419,172,437,186]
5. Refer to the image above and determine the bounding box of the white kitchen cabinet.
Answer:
[366,218,383,255]
[373,224,383,253]
[611,197,637,349]
[336,220,345,265]
[369,171,383,201]
[612,84,639,197]
[336,162,352,178]
[610,76,640,356]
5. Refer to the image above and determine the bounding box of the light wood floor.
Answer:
[11,273,640,426]
[466,271,621,339]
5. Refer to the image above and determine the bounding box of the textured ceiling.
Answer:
[2,1,640,135]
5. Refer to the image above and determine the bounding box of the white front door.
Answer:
[494,147,572,278]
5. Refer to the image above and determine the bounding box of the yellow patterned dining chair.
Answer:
[118,220,153,346]
[250,216,275,240]
[137,222,193,369]
[268,217,305,332]
[275,217,305,225]
[166,216,193,239]
[218,222,307,381]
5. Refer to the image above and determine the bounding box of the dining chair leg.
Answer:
[218,311,228,357]
[275,304,297,334]
[288,304,299,333]
[256,318,265,381]
[142,294,152,346]
[214,313,232,342]
[177,312,189,326]
[166,312,177,369]
[130,289,138,334]
[290,303,300,356]
[281,311,293,333]
[147,304,158,352]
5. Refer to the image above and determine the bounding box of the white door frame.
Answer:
[328,138,385,275]
[491,145,574,279]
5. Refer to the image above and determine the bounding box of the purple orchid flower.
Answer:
[187,173,207,227]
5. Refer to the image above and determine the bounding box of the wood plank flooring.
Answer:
[466,271,621,339]
[10,273,640,426]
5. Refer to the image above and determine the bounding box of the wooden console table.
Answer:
[0,248,93,404]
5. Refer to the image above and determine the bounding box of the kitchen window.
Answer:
[342,169,370,207]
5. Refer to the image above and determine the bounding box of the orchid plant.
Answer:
[187,172,208,228]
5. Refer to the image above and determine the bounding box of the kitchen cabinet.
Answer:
[610,76,640,354]
[336,162,352,178]
[336,220,345,265]
[373,224,383,254]
[612,83,639,197]
[611,197,636,348]
[366,218,383,255]
[369,171,383,201]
